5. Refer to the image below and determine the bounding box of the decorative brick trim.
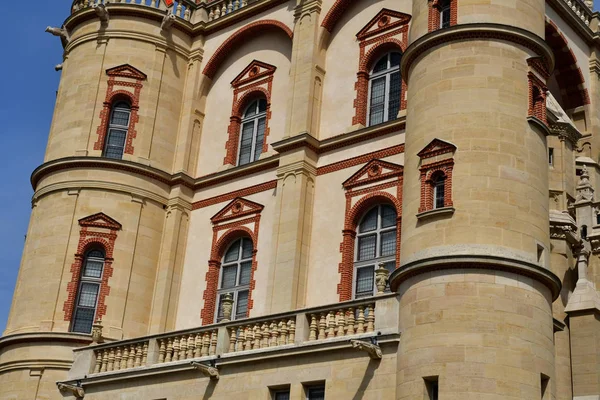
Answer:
[419,158,455,213]
[202,20,293,80]
[317,144,404,176]
[545,21,590,109]
[417,138,457,160]
[200,200,263,325]
[63,213,121,324]
[321,0,353,33]
[224,61,276,166]
[192,180,277,210]
[428,0,457,33]
[342,159,404,190]
[94,65,146,156]
[352,11,410,127]
[528,72,548,124]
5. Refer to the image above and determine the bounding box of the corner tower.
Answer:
[391,0,561,398]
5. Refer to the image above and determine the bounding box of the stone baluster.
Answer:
[210,331,218,355]
[115,347,123,371]
[336,310,346,337]
[107,348,115,372]
[201,332,210,356]
[326,311,335,338]
[121,345,130,369]
[158,340,166,363]
[165,338,173,363]
[346,308,355,335]
[233,0,239,10]
[309,314,317,341]
[244,326,253,351]
[94,351,102,373]
[366,304,375,333]
[221,3,227,17]
[261,323,269,348]
[100,349,108,372]
[288,319,295,343]
[192,333,201,358]
[172,337,180,362]
[253,324,261,349]
[242,0,247,6]
[184,7,191,21]
[227,0,233,13]
[279,320,287,345]
[134,343,143,367]
[356,306,365,334]
[269,322,277,347]
[208,7,215,20]
[318,313,326,340]
[228,328,237,353]
[142,342,148,366]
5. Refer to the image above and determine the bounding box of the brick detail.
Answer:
[428,0,457,33]
[224,61,276,166]
[63,213,122,324]
[352,11,410,127]
[337,160,403,302]
[192,180,278,210]
[202,20,293,80]
[321,0,353,33]
[200,200,263,325]
[317,144,404,176]
[93,64,146,156]
[528,72,548,124]
[417,139,456,213]
[545,21,590,109]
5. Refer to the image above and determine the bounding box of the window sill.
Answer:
[416,207,455,220]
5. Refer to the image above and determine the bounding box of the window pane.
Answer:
[216,293,226,321]
[381,205,397,228]
[253,117,266,162]
[441,0,451,28]
[236,290,249,319]
[241,238,253,260]
[78,283,99,307]
[380,231,397,257]
[358,235,377,261]
[359,207,378,233]
[239,261,252,286]
[434,179,445,209]
[356,266,375,298]
[244,100,258,117]
[224,241,240,263]
[87,250,104,258]
[274,392,290,400]
[258,99,267,113]
[369,77,386,126]
[111,110,130,127]
[221,265,237,289]
[373,55,389,73]
[72,307,96,333]
[388,72,401,122]
[238,122,255,165]
[82,259,103,279]
[104,129,127,159]
[390,52,402,67]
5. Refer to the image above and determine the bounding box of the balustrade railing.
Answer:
[560,0,592,26]
[157,329,218,362]
[206,0,257,21]
[93,340,149,373]
[71,0,194,22]
[307,303,375,341]
[227,317,296,353]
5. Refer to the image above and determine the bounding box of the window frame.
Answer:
[215,237,253,322]
[103,101,132,160]
[237,99,267,166]
[306,385,326,400]
[71,249,105,334]
[367,53,402,127]
[439,0,451,29]
[353,204,397,299]
[432,173,446,209]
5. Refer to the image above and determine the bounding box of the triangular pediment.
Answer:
[417,139,457,159]
[231,60,277,87]
[343,159,404,189]
[211,197,264,223]
[106,64,147,80]
[357,9,412,40]
[79,213,122,230]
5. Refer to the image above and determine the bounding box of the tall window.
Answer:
[354,204,397,298]
[238,98,267,166]
[439,0,451,29]
[368,52,402,127]
[71,249,105,334]
[103,102,131,160]
[432,173,446,209]
[216,238,253,321]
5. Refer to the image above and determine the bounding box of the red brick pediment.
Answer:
[417,139,457,160]
[211,197,264,224]
[343,159,404,189]
[231,60,277,88]
[78,213,122,230]
[106,64,147,80]
[356,9,412,41]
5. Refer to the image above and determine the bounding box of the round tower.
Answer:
[391,1,560,398]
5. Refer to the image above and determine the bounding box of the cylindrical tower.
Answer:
[392,1,560,399]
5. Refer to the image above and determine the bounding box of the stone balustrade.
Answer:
[206,0,256,21]
[561,0,592,26]
[93,340,149,373]
[227,317,296,353]
[157,329,218,362]
[71,0,194,22]
[307,303,375,341]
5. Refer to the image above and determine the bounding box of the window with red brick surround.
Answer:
[338,159,403,302]
[94,65,146,157]
[224,60,276,166]
[352,9,411,127]
[428,0,457,32]
[418,139,456,214]
[63,213,121,329]
[527,58,549,124]
[201,198,263,325]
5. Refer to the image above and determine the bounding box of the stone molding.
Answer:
[550,209,579,244]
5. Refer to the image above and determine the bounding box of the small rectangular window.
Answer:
[306,385,325,400]
[548,148,554,166]
[424,377,439,400]
[440,0,451,29]
[272,390,290,400]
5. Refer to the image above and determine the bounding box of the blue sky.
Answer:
[1,1,600,334]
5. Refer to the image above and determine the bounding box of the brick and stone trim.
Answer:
[417,139,457,213]
[94,65,147,156]
[63,213,122,324]
[200,198,263,325]
[428,0,457,32]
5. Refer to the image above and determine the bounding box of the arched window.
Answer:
[354,204,397,298]
[71,249,105,333]
[368,52,402,127]
[439,0,451,28]
[238,98,267,166]
[103,101,131,160]
[432,172,446,209]
[216,237,253,321]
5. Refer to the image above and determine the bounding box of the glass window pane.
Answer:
[307,387,325,400]
[388,72,401,122]
[253,117,266,162]
[221,265,237,289]
[441,0,451,28]
[359,207,378,233]
[111,110,130,127]
[238,122,255,165]
[435,178,445,209]
[236,290,249,319]
[390,52,402,67]
[244,100,258,117]
[87,250,104,258]
[239,262,252,286]
[381,205,397,228]
[274,391,290,400]
[258,99,267,113]
[241,239,253,260]
[224,241,240,263]
[369,77,386,126]
[358,235,377,261]
[82,259,103,279]
[356,266,375,298]
[373,55,389,73]
[72,307,95,333]
[380,230,397,257]
[78,283,99,307]
[216,293,226,321]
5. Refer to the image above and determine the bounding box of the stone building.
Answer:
[1,0,600,398]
